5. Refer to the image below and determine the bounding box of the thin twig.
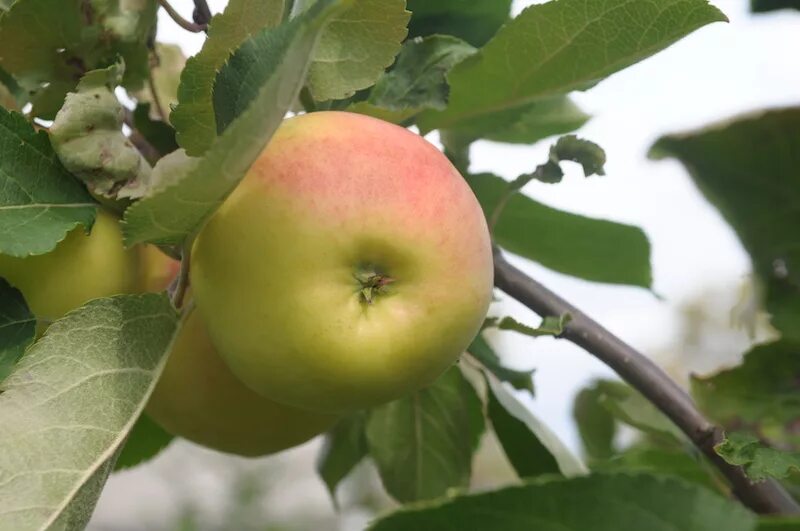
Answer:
[147,57,169,123]
[169,245,191,309]
[157,0,207,32]
[492,247,800,515]
[122,109,160,164]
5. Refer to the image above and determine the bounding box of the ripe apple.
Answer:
[191,111,494,413]
[141,248,339,456]
[0,210,139,322]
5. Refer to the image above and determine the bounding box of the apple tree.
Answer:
[0,0,799,529]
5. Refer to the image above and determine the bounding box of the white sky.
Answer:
[91,1,800,528]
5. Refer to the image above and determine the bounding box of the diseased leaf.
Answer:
[0,277,35,383]
[115,414,174,471]
[467,333,533,393]
[418,0,727,133]
[50,63,152,199]
[316,413,368,504]
[306,0,409,101]
[692,341,800,449]
[365,367,484,502]
[651,108,800,343]
[0,294,179,530]
[0,107,97,258]
[123,0,349,247]
[488,378,587,478]
[369,473,755,531]
[347,35,474,124]
[487,380,560,478]
[405,0,512,48]
[171,0,285,155]
[468,173,651,287]
[715,432,800,482]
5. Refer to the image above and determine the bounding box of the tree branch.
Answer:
[492,248,800,515]
[192,0,213,27]
[157,0,207,32]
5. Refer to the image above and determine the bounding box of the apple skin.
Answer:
[141,248,339,457]
[0,210,139,322]
[191,111,494,413]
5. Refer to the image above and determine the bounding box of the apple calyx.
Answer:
[355,269,395,304]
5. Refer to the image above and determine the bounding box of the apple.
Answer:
[191,111,494,413]
[141,248,339,456]
[0,210,139,322]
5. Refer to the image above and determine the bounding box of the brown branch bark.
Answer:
[157,0,207,32]
[493,248,800,515]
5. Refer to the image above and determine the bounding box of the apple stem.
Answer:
[355,271,394,304]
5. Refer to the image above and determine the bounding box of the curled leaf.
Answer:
[50,62,152,199]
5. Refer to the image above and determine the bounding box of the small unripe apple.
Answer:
[191,111,493,413]
[0,210,139,322]
[141,249,339,456]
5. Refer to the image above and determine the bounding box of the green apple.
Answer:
[0,210,139,322]
[191,111,494,413]
[141,248,339,456]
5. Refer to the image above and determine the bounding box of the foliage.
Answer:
[4,0,797,526]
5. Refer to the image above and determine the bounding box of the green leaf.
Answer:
[758,518,800,530]
[133,43,186,122]
[49,454,117,530]
[715,432,800,482]
[468,173,652,287]
[467,333,533,393]
[368,473,756,531]
[115,414,174,471]
[573,382,617,460]
[691,341,800,449]
[651,108,800,343]
[752,0,800,12]
[123,0,349,247]
[133,103,179,160]
[488,136,606,232]
[488,377,587,478]
[418,0,727,133]
[50,62,152,199]
[484,314,570,338]
[592,446,724,493]
[0,0,156,110]
[0,293,179,530]
[306,0,409,101]
[595,380,684,444]
[171,0,285,155]
[365,367,484,502]
[487,381,560,479]
[346,35,474,124]
[29,79,77,121]
[316,413,368,503]
[0,277,34,383]
[405,0,512,48]
[462,97,591,145]
[0,66,24,110]
[0,107,97,258]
